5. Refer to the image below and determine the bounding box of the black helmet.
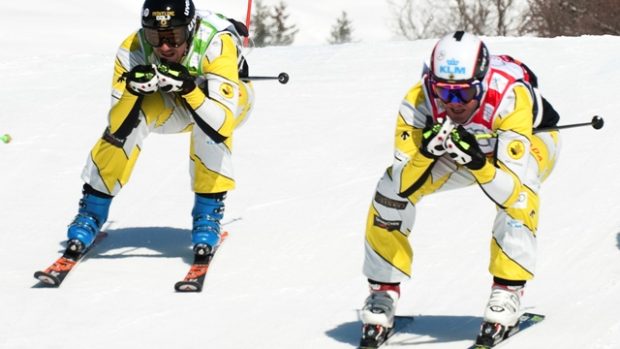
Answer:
[141,0,196,30]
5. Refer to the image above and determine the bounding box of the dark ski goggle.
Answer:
[143,27,189,48]
[432,81,482,104]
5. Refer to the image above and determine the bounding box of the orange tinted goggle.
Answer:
[143,27,188,48]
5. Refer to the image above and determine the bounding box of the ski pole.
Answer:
[1,134,11,144]
[475,115,605,140]
[244,0,253,47]
[242,72,289,84]
[533,115,604,133]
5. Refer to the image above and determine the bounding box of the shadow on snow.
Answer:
[326,314,481,346]
[56,226,195,264]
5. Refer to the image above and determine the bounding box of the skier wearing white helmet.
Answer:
[359,31,561,347]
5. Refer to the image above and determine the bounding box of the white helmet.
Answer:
[430,31,489,83]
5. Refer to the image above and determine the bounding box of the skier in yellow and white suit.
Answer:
[64,0,254,256]
[359,31,561,344]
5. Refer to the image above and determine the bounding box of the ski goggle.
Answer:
[432,81,482,104]
[143,27,189,48]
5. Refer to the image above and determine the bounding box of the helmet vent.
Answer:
[453,31,465,41]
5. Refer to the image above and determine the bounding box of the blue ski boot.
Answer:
[191,193,225,256]
[67,186,112,253]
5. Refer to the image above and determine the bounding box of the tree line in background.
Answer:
[251,0,298,47]
[250,0,354,47]
[249,0,620,47]
[389,0,620,39]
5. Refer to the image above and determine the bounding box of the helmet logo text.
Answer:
[439,67,466,77]
[439,58,466,78]
[152,10,175,27]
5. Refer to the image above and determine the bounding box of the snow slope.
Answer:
[1,2,620,348]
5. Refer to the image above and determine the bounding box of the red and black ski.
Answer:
[174,231,229,292]
[34,231,108,287]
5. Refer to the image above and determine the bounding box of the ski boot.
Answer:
[359,282,400,348]
[475,282,525,347]
[67,185,112,253]
[191,193,225,256]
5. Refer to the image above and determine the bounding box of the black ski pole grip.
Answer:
[277,72,289,84]
[533,115,604,133]
[242,72,290,84]
[591,115,605,130]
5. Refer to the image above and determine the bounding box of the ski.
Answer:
[359,316,415,349]
[174,231,229,292]
[468,312,545,348]
[33,231,108,287]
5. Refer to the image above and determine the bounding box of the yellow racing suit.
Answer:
[81,12,254,196]
[363,55,561,283]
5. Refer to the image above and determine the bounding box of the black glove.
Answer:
[119,64,158,95]
[155,62,196,94]
[445,126,487,170]
[419,117,455,159]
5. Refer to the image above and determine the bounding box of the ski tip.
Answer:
[174,281,202,292]
[33,271,61,287]
[519,312,546,324]
[471,312,547,348]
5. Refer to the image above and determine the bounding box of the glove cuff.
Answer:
[464,153,487,170]
[419,147,439,159]
[469,159,494,180]
[179,80,197,95]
